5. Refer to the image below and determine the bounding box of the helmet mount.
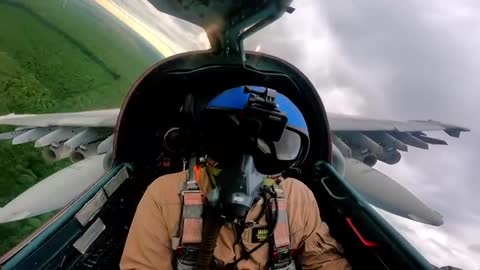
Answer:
[241,86,288,142]
[196,85,310,175]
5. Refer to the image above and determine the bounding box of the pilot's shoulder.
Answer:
[280,177,316,202]
[145,170,187,203]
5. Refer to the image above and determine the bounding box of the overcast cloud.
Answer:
[245,0,480,268]
[115,0,480,268]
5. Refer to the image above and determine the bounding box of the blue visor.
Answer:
[207,86,308,134]
[207,86,251,110]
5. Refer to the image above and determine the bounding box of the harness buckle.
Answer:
[269,185,295,270]
[176,246,200,260]
[272,246,293,269]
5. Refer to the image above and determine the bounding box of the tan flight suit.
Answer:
[120,169,351,270]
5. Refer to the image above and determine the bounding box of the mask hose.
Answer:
[223,187,279,269]
[197,206,224,269]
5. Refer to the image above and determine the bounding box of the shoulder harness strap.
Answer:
[268,182,296,270]
[175,158,204,268]
[175,166,296,269]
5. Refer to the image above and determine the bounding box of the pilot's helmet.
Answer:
[199,85,310,175]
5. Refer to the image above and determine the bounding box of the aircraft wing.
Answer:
[0,109,118,223]
[328,112,470,226]
[2,109,467,165]
[329,112,470,135]
[329,112,470,165]
[0,109,118,164]
[0,109,119,128]
[0,109,470,226]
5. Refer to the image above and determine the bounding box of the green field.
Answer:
[0,0,162,255]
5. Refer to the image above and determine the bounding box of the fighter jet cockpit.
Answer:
[111,49,344,263]
[104,45,432,270]
[114,52,332,186]
[0,1,471,270]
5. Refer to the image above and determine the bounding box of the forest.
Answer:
[0,0,161,255]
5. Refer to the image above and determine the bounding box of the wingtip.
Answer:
[412,119,470,137]
[456,127,471,133]
[433,120,470,137]
[444,129,461,138]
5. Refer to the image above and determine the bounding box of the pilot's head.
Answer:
[196,85,310,219]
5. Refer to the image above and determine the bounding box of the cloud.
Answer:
[244,2,371,116]
[246,0,480,268]
[378,209,480,269]
[309,0,480,268]
[469,244,480,254]
[107,1,479,267]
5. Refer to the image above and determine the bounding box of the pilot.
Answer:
[120,86,351,270]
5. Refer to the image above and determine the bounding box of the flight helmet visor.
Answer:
[201,86,309,175]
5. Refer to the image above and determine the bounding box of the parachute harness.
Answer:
[173,160,296,269]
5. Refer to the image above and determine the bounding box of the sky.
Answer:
[244,0,480,268]
[108,0,480,268]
